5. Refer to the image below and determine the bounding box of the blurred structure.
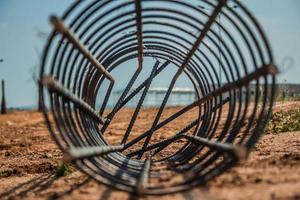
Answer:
[276,83,300,99]
[1,80,7,114]
[113,87,196,108]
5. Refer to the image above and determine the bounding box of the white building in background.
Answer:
[112,87,197,108]
[109,84,300,108]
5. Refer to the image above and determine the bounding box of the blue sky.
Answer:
[0,0,300,108]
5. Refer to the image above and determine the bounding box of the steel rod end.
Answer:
[136,155,152,194]
[41,75,55,90]
[136,185,146,194]
[232,145,248,163]
[267,64,279,75]
[63,150,73,163]
[50,15,67,34]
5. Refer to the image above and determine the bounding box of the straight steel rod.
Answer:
[64,145,124,162]
[178,0,228,75]
[50,16,114,82]
[183,135,247,160]
[128,134,184,157]
[152,98,231,156]
[137,0,228,159]
[102,68,142,132]
[117,60,170,112]
[135,0,143,68]
[124,64,277,150]
[99,81,114,115]
[42,76,107,124]
[121,61,160,144]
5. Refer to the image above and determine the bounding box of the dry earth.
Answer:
[0,102,299,200]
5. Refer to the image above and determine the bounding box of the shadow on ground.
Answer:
[0,173,213,200]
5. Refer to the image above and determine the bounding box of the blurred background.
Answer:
[0,0,299,108]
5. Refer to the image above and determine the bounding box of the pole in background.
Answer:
[1,80,7,114]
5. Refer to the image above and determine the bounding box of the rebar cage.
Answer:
[39,0,277,195]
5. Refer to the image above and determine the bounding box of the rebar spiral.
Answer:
[39,0,277,195]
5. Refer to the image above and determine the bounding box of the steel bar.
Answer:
[128,134,184,158]
[50,15,114,81]
[64,145,124,162]
[99,81,114,116]
[183,135,247,161]
[121,61,160,144]
[41,75,107,124]
[178,0,228,75]
[135,0,143,68]
[117,60,170,111]
[101,67,142,132]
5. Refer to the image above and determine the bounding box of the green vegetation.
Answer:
[54,163,73,178]
[0,171,9,178]
[266,108,300,134]
[275,95,300,102]
[0,169,18,178]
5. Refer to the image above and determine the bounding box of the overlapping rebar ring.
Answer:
[39,0,277,195]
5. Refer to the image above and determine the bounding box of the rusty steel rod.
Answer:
[135,0,143,69]
[117,60,170,112]
[121,61,160,144]
[64,145,124,162]
[183,135,247,161]
[41,76,107,124]
[50,16,114,82]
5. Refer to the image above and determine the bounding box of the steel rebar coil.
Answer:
[39,0,277,195]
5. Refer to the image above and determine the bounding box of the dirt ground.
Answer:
[0,102,299,200]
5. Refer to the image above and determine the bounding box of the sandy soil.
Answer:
[0,103,299,200]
